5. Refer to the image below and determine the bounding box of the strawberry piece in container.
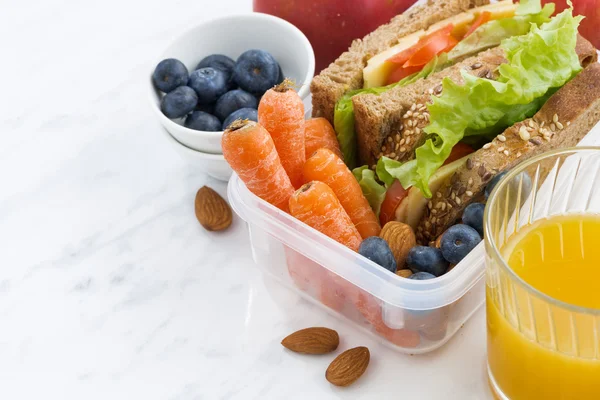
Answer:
[304,118,344,159]
[222,120,294,212]
[303,148,381,239]
[355,289,421,348]
[289,181,362,311]
[258,80,306,188]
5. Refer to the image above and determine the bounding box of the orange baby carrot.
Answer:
[289,181,362,252]
[258,80,305,188]
[303,148,381,239]
[222,120,294,212]
[304,118,343,159]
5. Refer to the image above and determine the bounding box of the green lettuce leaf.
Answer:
[516,0,544,15]
[448,2,554,61]
[352,166,387,216]
[334,55,447,169]
[378,8,583,197]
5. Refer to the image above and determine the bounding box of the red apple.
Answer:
[542,0,600,49]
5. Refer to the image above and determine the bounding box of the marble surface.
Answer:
[2,1,598,399]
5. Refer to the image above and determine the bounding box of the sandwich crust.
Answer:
[416,62,600,244]
[310,0,490,124]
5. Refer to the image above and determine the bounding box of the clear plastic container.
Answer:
[228,173,487,353]
[227,90,600,354]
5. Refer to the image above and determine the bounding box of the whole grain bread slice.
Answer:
[415,62,600,244]
[310,0,490,124]
[353,35,598,168]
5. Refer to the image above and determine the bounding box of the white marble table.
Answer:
[1,0,497,398]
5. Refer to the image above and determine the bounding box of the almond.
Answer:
[325,346,370,387]
[396,269,413,278]
[281,327,339,355]
[380,222,416,269]
[434,229,448,249]
[194,186,232,231]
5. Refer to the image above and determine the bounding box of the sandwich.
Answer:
[311,0,491,126]
[310,0,600,244]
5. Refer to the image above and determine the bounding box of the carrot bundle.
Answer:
[304,118,343,159]
[303,148,381,239]
[221,120,294,212]
[258,81,306,188]
[289,181,362,251]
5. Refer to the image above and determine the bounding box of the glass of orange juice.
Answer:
[484,147,600,400]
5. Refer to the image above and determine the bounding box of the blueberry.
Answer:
[152,58,189,93]
[463,203,485,237]
[233,49,280,95]
[408,272,436,280]
[214,90,258,121]
[196,54,236,89]
[223,108,258,130]
[485,172,507,199]
[358,237,397,273]
[276,64,284,85]
[196,102,214,115]
[406,246,449,277]
[188,67,228,104]
[440,224,482,264]
[486,170,533,208]
[196,54,235,75]
[160,86,198,119]
[184,111,222,131]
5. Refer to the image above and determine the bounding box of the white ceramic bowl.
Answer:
[149,13,315,154]
[159,127,233,182]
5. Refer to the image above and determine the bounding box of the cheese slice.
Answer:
[363,0,517,88]
[395,155,468,231]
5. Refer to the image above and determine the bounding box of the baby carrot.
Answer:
[221,120,294,212]
[258,80,305,188]
[289,181,362,252]
[304,118,343,159]
[303,148,381,239]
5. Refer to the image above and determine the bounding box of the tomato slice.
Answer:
[385,64,422,85]
[387,24,454,65]
[385,24,457,84]
[443,143,475,166]
[387,45,419,65]
[464,11,492,38]
[403,25,456,67]
[379,179,409,226]
[441,35,459,54]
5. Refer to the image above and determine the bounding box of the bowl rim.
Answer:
[148,12,315,140]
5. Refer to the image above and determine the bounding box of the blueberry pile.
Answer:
[359,201,487,281]
[152,50,284,131]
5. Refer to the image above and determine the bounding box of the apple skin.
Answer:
[542,0,600,49]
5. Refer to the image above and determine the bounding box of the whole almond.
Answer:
[281,327,339,354]
[194,186,232,231]
[380,222,416,269]
[326,346,370,387]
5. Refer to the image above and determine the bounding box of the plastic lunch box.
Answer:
[227,71,600,355]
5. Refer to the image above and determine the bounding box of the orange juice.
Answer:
[487,215,600,400]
